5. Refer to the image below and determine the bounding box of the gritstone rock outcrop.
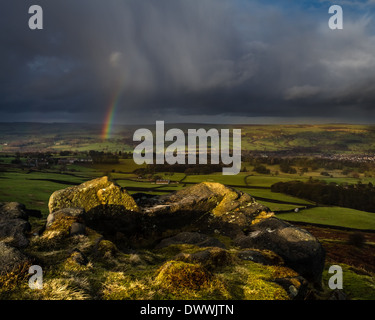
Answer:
[46,177,325,285]
[0,177,326,299]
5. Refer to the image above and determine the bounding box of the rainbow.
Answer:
[101,90,122,140]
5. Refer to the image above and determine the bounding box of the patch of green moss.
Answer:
[213,234,233,248]
[156,260,212,289]
[42,215,77,241]
[154,260,230,300]
[216,261,290,300]
[251,210,275,225]
[176,247,236,271]
[212,190,240,216]
[97,240,118,258]
[85,227,104,245]
[6,243,296,301]
[244,270,289,300]
[322,264,375,300]
[156,243,208,259]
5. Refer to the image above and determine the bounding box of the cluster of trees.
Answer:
[6,150,131,166]
[279,163,298,174]
[134,163,224,175]
[243,153,374,171]
[271,179,375,213]
[59,151,72,156]
[88,150,132,160]
[9,152,54,165]
[253,164,270,174]
[118,151,133,159]
[88,151,119,164]
[242,153,375,177]
[250,161,304,175]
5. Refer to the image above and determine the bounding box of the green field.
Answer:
[239,124,375,153]
[1,162,374,231]
[279,206,375,230]
[0,165,102,214]
[2,123,375,154]
[1,123,375,230]
[0,170,96,216]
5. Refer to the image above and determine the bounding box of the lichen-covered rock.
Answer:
[153,182,268,219]
[0,202,29,220]
[46,207,85,228]
[142,182,272,237]
[48,177,141,240]
[70,222,86,236]
[48,176,139,214]
[0,202,31,248]
[0,241,30,274]
[42,207,90,243]
[155,260,213,290]
[234,217,325,285]
[96,239,118,258]
[42,211,80,241]
[24,179,325,296]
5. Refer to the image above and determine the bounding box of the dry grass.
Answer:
[0,262,32,298]
[101,272,155,300]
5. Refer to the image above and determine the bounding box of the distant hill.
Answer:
[1,122,375,154]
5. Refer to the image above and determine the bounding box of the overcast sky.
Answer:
[1,0,375,124]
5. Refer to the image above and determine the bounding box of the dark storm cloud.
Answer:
[1,0,375,123]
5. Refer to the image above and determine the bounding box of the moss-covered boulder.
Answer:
[46,207,85,228]
[66,248,89,267]
[175,247,235,270]
[142,182,272,238]
[7,179,324,300]
[155,260,214,292]
[48,176,139,214]
[0,241,32,300]
[0,202,31,248]
[0,241,30,274]
[97,239,119,258]
[234,217,325,286]
[42,209,83,242]
[0,202,29,220]
[48,177,141,241]
[154,182,268,219]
